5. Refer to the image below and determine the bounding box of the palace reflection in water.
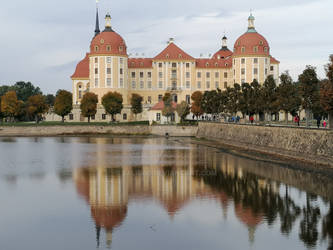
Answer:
[70,137,333,250]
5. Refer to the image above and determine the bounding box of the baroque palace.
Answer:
[67,6,280,122]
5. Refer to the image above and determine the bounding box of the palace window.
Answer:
[140,72,144,78]
[158,81,163,88]
[206,72,210,78]
[102,114,106,120]
[123,113,127,120]
[148,81,152,89]
[215,72,219,78]
[254,58,258,64]
[120,68,123,75]
[241,47,245,53]
[197,72,201,78]
[259,41,263,45]
[264,47,268,52]
[106,45,111,52]
[69,114,74,120]
[140,81,144,89]
[132,81,136,89]
[224,82,228,89]
[119,78,124,88]
[172,62,177,68]
[107,57,111,63]
[241,68,245,75]
[147,72,152,78]
[131,72,135,78]
[186,63,190,68]
[107,78,111,87]
[197,81,201,89]
[241,58,245,64]
[119,46,123,52]
[156,113,161,121]
[206,81,210,89]
[78,90,82,99]
[159,72,163,78]
[270,66,274,71]
[120,58,123,64]
[253,68,258,75]
[95,57,98,63]
[95,78,98,87]
[186,72,190,78]
[172,70,177,78]
[95,68,98,74]
[94,46,99,52]
[159,63,163,68]
[215,82,219,89]
[253,46,258,53]
[107,68,111,74]
[186,95,190,104]
[224,72,228,78]
[265,68,268,75]
[186,81,190,89]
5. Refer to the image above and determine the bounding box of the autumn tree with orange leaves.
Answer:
[0,91,21,122]
[54,90,73,122]
[80,92,98,123]
[27,95,49,123]
[191,91,203,120]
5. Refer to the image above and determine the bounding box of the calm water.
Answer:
[0,137,332,250]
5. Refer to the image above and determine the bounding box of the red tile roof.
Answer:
[196,57,233,69]
[233,32,270,56]
[270,56,280,64]
[150,100,177,111]
[154,42,195,61]
[128,58,153,68]
[71,54,89,79]
[90,31,127,56]
[212,48,233,60]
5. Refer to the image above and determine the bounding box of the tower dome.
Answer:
[90,13,127,56]
[233,14,270,56]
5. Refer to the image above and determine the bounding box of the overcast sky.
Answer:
[0,0,332,94]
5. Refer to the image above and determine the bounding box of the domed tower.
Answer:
[89,12,129,104]
[232,14,279,84]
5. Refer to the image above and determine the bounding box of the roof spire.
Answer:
[94,0,100,37]
[247,11,256,33]
[222,35,228,49]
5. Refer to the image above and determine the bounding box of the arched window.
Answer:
[94,46,99,52]
[106,45,111,52]
[119,46,123,52]
[241,47,245,53]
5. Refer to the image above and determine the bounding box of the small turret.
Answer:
[247,13,256,33]
[104,13,113,31]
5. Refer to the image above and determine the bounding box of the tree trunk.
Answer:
[284,111,288,124]
[62,115,65,123]
[88,116,90,123]
[35,115,38,124]
[305,109,311,127]
[329,111,333,129]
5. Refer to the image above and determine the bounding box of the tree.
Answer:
[26,95,49,123]
[248,79,264,120]
[130,93,143,120]
[45,94,56,107]
[299,66,320,127]
[176,101,190,123]
[239,82,252,118]
[276,72,301,123]
[191,91,204,120]
[0,95,3,123]
[320,55,333,129]
[201,90,221,117]
[54,90,73,122]
[13,81,42,102]
[225,83,241,116]
[80,92,98,123]
[102,92,123,122]
[162,93,174,123]
[262,75,278,122]
[1,91,20,122]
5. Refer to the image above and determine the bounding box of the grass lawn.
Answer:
[0,121,150,127]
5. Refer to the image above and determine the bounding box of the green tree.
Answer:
[276,72,301,123]
[130,93,143,120]
[80,92,98,123]
[248,79,264,120]
[54,90,73,122]
[176,101,190,123]
[26,95,49,123]
[239,82,252,118]
[320,55,333,129]
[201,90,222,117]
[1,91,20,122]
[225,83,241,116]
[45,94,56,107]
[191,91,204,120]
[299,66,320,127]
[0,95,3,123]
[102,92,123,122]
[262,75,278,122]
[13,81,42,102]
[162,93,174,123]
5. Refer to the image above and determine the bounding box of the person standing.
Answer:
[323,120,327,128]
[250,116,254,124]
[294,115,300,126]
[316,116,321,128]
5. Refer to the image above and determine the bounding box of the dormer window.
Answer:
[166,54,169,59]
[259,41,263,45]
[237,41,240,46]
[119,46,123,52]
[215,63,218,67]
[178,54,182,59]
[264,47,268,52]
[206,62,209,67]
[94,46,99,52]
[217,55,221,60]
[241,47,245,53]
[253,46,258,53]
[106,45,111,52]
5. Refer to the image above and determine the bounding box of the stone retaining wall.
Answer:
[197,122,333,167]
[151,125,198,137]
